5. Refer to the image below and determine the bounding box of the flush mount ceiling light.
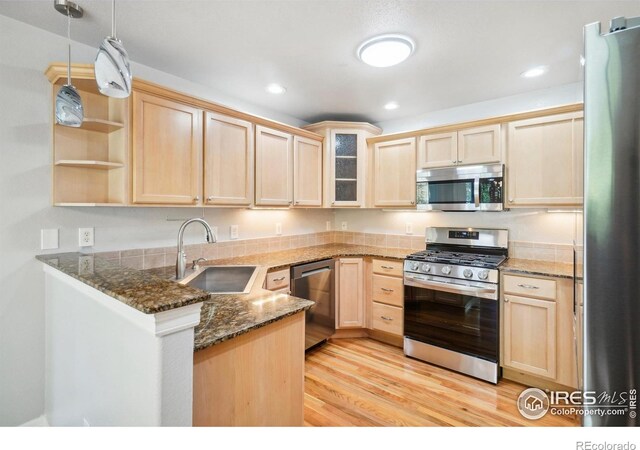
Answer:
[266,83,286,94]
[384,101,399,110]
[520,65,548,78]
[357,34,415,68]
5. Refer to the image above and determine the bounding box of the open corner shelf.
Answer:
[55,160,125,170]
[56,118,125,134]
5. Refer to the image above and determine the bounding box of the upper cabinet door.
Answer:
[204,112,254,206]
[132,91,202,205]
[373,137,417,207]
[417,132,458,169]
[330,130,363,207]
[293,136,323,207]
[506,112,583,207]
[255,125,293,206]
[457,124,501,165]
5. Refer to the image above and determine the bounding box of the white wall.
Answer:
[335,209,578,245]
[0,15,327,426]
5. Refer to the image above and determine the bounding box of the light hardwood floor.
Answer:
[304,338,579,427]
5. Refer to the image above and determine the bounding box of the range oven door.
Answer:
[416,164,504,211]
[403,274,499,363]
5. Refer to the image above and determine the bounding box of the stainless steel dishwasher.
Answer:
[291,259,335,350]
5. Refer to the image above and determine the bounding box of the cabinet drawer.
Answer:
[371,302,403,336]
[372,274,404,307]
[372,259,403,277]
[503,275,556,300]
[265,268,290,290]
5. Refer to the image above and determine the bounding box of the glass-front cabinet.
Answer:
[303,121,382,207]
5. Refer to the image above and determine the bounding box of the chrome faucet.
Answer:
[176,218,216,280]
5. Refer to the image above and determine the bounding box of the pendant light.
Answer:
[54,0,84,127]
[94,0,132,98]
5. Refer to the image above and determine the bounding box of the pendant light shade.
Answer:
[54,0,84,127]
[94,0,132,98]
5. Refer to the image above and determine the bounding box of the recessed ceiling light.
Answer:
[266,83,286,94]
[357,34,415,68]
[520,65,548,78]
[384,101,399,110]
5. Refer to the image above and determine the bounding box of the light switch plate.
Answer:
[341,221,348,231]
[41,229,59,250]
[405,223,413,235]
[230,225,239,240]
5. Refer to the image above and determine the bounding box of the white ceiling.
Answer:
[1,0,639,124]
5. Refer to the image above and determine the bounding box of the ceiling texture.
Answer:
[2,0,639,123]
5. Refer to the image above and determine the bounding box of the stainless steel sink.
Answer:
[179,265,259,294]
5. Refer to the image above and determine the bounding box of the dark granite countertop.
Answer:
[39,244,410,352]
[147,244,412,350]
[500,258,574,279]
[36,252,210,314]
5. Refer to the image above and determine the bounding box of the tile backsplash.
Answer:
[94,230,573,270]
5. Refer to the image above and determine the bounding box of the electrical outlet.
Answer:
[325,221,331,231]
[341,221,348,231]
[405,223,413,235]
[78,228,94,247]
[78,255,94,275]
[41,229,59,250]
[230,225,239,240]
[275,223,282,236]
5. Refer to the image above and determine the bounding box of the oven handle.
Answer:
[404,274,498,300]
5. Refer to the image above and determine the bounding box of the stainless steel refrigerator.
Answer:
[583,16,640,427]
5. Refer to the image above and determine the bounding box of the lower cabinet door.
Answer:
[503,294,557,379]
[337,258,364,328]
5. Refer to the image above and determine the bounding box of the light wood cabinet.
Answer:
[506,112,583,206]
[132,91,202,204]
[337,258,365,328]
[302,122,382,207]
[417,132,457,169]
[46,64,129,206]
[501,273,577,388]
[417,125,500,169]
[368,258,405,339]
[203,112,254,206]
[293,136,323,207]
[255,126,293,206]
[193,312,304,426]
[458,124,501,165]
[373,137,417,207]
[503,294,557,379]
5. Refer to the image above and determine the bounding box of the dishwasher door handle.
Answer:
[300,267,331,278]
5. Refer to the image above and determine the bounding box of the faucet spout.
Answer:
[176,218,216,280]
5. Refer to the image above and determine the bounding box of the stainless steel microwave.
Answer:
[416,164,504,211]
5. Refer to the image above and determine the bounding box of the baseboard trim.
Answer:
[20,415,49,427]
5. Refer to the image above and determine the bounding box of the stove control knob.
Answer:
[463,268,473,278]
[410,262,420,271]
[420,263,431,273]
[478,270,489,280]
[441,266,452,275]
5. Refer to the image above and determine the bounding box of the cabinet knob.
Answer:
[380,316,393,321]
[206,196,214,202]
[458,160,463,163]
[452,160,457,164]
[504,298,509,303]
[410,201,415,205]
[194,196,200,202]
[508,198,514,203]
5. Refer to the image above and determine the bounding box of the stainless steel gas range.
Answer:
[403,227,508,384]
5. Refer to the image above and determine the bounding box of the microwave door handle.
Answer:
[474,178,480,207]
